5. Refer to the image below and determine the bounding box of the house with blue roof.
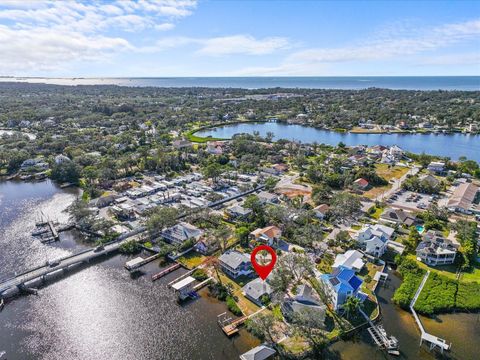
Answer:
[320,266,365,311]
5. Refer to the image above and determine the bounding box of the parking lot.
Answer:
[386,190,435,211]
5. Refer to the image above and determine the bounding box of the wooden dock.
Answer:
[410,271,451,353]
[125,253,161,271]
[152,263,181,281]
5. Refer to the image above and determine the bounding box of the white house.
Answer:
[416,231,458,266]
[427,161,446,174]
[357,224,395,257]
[218,250,253,279]
[332,250,365,272]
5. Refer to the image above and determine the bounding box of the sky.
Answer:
[0,0,479,77]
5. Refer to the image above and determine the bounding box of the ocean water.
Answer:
[2,76,479,90]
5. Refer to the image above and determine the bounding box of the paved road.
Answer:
[374,165,420,203]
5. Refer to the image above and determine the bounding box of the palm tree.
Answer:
[344,296,361,320]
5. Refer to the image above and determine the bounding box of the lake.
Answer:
[3,76,479,90]
[196,122,480,162]
[0,180,258,360]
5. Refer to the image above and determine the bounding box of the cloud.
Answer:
[233,18,480,75]
[0,0,196,73]
[197,35,290,56]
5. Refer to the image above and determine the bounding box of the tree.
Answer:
[292,223,324,249]
[245,312,277,344]
[145,206,179,236]
[291,308,328,357]
[328,192,361,222]
[235,226,250,246]
[343,296,361,320]
[243,195,266,227]
[404,226,422,253]
[202,162,222,183]
[51,160,81,184]
[214,224,232,251]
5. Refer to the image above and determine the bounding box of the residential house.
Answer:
[447,182,479,214]
[427,161,446,174]
[242,277,273,306]
[320,266,364,311]
[313,204,329,220]
[54,154,71,164]
[225,204,252,221]
[357,224,395,257]
[161,222,203,247]
[380,208,416,226]
[332,250,365,272]
[218,250,253,279]
[419,174,440,188]
[194,236,220,255]
[20,158,49,171]
[353,178,369,191]
[250,226,282,246]
[416,231,458,266]
[239,345,276,360]
[281,284,326,325]
[257,191,279,204]
[206,141,225,155]
[172,139,192,149]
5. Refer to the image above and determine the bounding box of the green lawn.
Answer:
[218,273,260,316]
[375,163,410,181]
[177,252,207,269]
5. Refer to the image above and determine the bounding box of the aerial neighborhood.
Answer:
[0,84,479,359]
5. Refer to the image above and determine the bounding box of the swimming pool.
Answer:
[416,225,425,233]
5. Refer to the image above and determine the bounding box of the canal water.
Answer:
[196,122,480,162]
[1,180,478,359]
[332,266,479,360]
[0,180,258,360]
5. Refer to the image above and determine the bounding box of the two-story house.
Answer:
[356,224,395,257]
[416,231,458,266]
[218,250,253,279]
[320,266,364,311]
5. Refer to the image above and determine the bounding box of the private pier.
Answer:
[410,271,451,353]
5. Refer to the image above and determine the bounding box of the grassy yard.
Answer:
[363,185,391,200]
[375,163,410,181]
[367,205,384,219]
[406,254,461,281]
[177,252,207,269]
[217,273,261,316]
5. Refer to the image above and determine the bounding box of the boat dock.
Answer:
[218,307,267,336]
[151,263,182,281]
[360,308,399,353]
[410,271,451,353]
[124,253,161,272]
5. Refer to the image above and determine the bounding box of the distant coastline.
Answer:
[1,76,479,90]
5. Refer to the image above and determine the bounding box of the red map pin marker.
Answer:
[250,245,277,280]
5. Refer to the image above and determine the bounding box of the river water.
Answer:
[1,181,478,359]
[196,122,480,162]
[0,180,258,360]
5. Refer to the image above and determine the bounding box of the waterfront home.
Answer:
[224,204,252,221]
[320,266,364,311]
[194,236,220,255]
[380,208,416,226]
[206,141,225,155]
[416,231,458,266]
[54,154,71,164]
[357,224,395,257]
[218,250,253,279]
[20,158,49,171]
[239,345,276,360]
[161,222,203,247]
[257,191,279,204]
[281,284,326,325]
[313,204,329,219]
[250,226,282,247]
[427,161,446,174]
[353,178,369,190]
[332,250,365,272]
[242,277,273,306]
[447,182,479,214]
